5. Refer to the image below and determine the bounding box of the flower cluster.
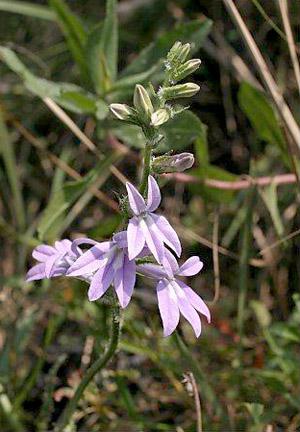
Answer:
[26,176,210,337]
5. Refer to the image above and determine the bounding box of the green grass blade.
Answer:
[0,110,25,230]
[0,0,55,21]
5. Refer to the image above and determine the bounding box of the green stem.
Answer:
[55,307,121,431]
[139,143,152,196]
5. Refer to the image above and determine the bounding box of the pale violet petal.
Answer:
[141,217,164,264]
[127,217,145,260]
[88,261,114,301]
[150,214,182,257]
[156,280,180,337]
[45,253,62,278]
[114,254,136,308]
[26,263,46,282]
[172,280,202,337]
[162,249,179,274]
[32,245,56,263]
[146,175,161,212]
[67,243,112,276]
[126,181,146,215]
[177,280,211,323]
[177,256,203,276]
[137,263,167,280]
[113,231,128,248]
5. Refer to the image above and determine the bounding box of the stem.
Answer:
[139,143,152,196]
[55,307,121,431]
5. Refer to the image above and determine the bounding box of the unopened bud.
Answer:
[109,103,135,121]
[133,84,153,121]
[152,153,195,174]
[167,41,191,65]
[175,59,201,82]
[159,83,200,100]
[151,108,170,127]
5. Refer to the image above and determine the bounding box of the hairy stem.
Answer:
[139,143,152,196]
[55,307,121,431]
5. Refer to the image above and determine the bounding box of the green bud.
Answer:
[133,84,154,121]
[174,59,201,83]
[152,153,195,174]
[159,83,200,100]
[109,103,135,121]
[177,43,191,63]
[167,41,182,63]
[151,108,170,127]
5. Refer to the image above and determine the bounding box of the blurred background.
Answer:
[0,0,299,431]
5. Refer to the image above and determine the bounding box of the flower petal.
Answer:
[32,245,56,262]
[141,217,164,264]
[55,239,72,253]
[177,256,203,276]
[71,238,98,256]
[162,249,179,274]
[88,261,114,301]
[137,263,167,280]
[45,253,62,278]
[127,218,145,260]
[156,280,180,337]
[172,281,202,337]
[26,263,46,282]
[114,254,136,308]
[150,214,181,257]
[146,175,161,212]
[177,280,211,323]
[126,181,146,215]
[67,242,111,276]
[113,231,128,248]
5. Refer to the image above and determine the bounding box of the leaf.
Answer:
[189,164,238,203]
[0,109,25,230]
[37,170,98,241]
[121,19,212,77]
[238,82,289,167]
[0,0,55,21]
[50,0,88,80]
[111,123,146,149]
[0,47,108,116]
[111,63,161,91]
[194,122,209,166]
[259,182,284,236]
[87,215,122,239]
[86,0,118,94]
[158,111,204,153]
[242,403,264,425]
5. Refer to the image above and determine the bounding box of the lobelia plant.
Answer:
[26,41,210,430]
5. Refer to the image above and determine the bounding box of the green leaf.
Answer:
[238,82,289,167]
[194,122,209,166]
[111,123,146,149]
[189,165,238,203]
[121,19,212,77]
[111,63,161,92]
[86,0,118,94]
[251,300,272,328]
[259,182,284,236]
[0,46,108,116]
[0,0,55,21]
[0,109,25,230]
[37,170,98,241]
[158,111,203,153]
[50,0,88,80]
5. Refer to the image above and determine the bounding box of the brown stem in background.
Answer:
[166,172,297,190]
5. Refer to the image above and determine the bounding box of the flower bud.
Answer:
[133,84,154,121]
[152,153,195,174]
[151,108,170,127]
[159,83,200,100]
[109,103,135,121]
[167,41,191,65]
[175,59,201,82]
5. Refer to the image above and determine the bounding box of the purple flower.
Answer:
[126,175,181,264]
[67,231,138,308]
[26,238,97,283]
[138,250,210,337]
